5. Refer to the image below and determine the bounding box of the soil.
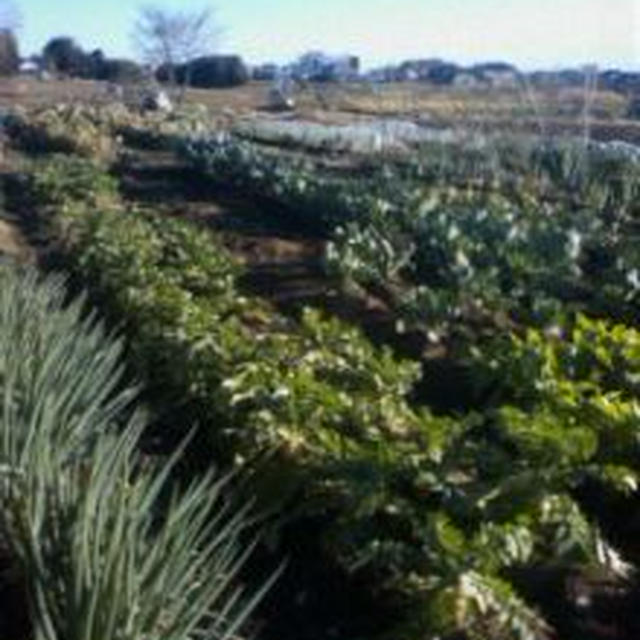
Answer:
[0,218,34,263]
[0,145,36,265]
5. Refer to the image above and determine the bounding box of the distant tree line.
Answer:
[39,35,248,89]
[41,37,144,83]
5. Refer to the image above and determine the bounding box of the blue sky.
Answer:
[15,0,640,70]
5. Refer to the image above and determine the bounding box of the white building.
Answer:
[19,60,39,75]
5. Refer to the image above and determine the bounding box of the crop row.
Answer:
[180,135,640,351]
[3,104,213,162]
[24,141,640,639]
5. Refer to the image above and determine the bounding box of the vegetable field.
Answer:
[1,102,640,640]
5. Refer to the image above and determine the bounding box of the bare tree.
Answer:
[133,4,220,100]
